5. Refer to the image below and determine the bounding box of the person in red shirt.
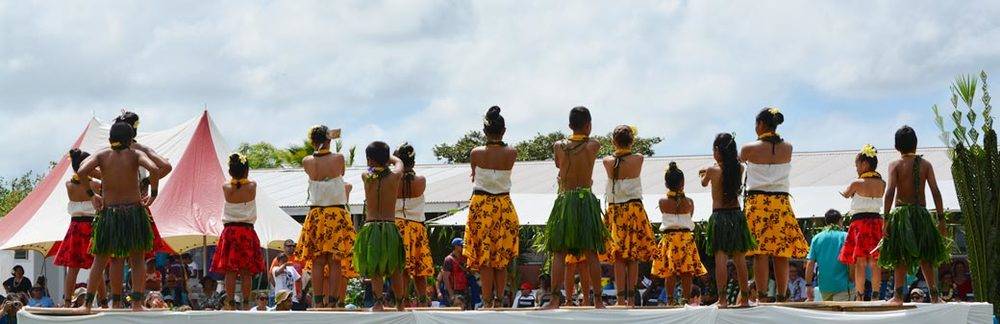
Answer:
[442,238,469,309]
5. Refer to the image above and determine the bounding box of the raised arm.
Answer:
[134,143,173,178]
[699,167,712,187]
[76,151,101,179]
[389,155,404,174]
[552,141,563,168]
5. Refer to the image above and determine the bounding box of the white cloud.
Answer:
[1,1,999,177]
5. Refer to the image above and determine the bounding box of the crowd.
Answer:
[5,106,977,313]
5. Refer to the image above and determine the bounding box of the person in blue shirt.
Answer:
[805,209,851,301]
[27,287,54,308]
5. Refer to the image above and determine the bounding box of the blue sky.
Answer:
[2,1,999,179]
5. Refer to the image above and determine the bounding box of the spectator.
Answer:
[805,210,851,301]
[269,240,304,301]
[199,278,224,310]
[69,287,87,308]
[144,259,163,292]
[272,253,301,305]
[2,266,31,296]
[788,264,807,302]
[938,271,957,302]
[689,289,702,306]
[1,298,24,324]
[441,238,470,309]
[537,275,553,308]
[512,282,536,308]
[144,291,168,309]
[274,290,293,311]
[952,261,972,301]
[250,292,271,311]
[34,277,49,298]
[163,255,189,306]
[878,269,893,301]
[909,288,927,303]
[27,287,53,308]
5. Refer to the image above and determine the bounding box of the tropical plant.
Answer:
[433,130,663,163]
[931,71,999,315]
[0,170,44,218]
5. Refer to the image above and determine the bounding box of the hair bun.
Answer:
[773,112,784,125]
[668,161,678,170]
[229,153,241,163]
[486,106,501,118]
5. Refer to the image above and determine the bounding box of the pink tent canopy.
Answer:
[0,111,302,254]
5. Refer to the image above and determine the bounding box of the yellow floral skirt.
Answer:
[603,200,657,262]
[394,218,435,277]
[651,230,707,277]
[295,206,356,263]
[744,193,809,258]
[463,193,520,270]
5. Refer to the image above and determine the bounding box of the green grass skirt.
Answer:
[877,205,951,269]
[544,188,610,255]
[353,221,405,278]
[90,204,154,258]
[706,208,758,255]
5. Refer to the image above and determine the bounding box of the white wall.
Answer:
[0,250,84,303]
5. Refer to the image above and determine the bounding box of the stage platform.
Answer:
[19,302,995,324]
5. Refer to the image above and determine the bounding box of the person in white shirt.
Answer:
[249,292,272,311]
[272,253,302,303]
[511,282,537,308]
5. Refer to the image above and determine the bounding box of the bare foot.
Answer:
[541,299,561,310]
[887,296,903,306]
[396,303,405,311]
[717,299,729,309]
[131,303,145,312]
[372,303,385,312]
[594,301,606,309]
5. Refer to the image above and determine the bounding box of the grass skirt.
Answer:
[295,206,355,262]
[394,218,434,277]
[544,189,610,255]
[90,204,153,258]
[838,214,883,264]
[54,218,94,269]
[463,194,520,270]
[651,231,708,277]
[706,208,757,254]
[603,200,657,262]
[877,205,950,268]
[210,224,265,274]
[744,193,809,258]
[353,221,405,278]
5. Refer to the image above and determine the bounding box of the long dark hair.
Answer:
[393,143,416,198]
[483,106,505,137]
[713,133,742,201]
[665,161,684,200]
[229,153,249,188]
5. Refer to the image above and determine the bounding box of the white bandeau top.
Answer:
[660,213,695,231]
[68,201,96,217]
[223,201,257,224]
[307,177,347,206]
[605,177,642,204]
[850,196,883,215]
[745,162,791,193]
[395,196,426,222]
[474,167,512,194]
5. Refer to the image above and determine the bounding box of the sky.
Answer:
[2,1,1000,179]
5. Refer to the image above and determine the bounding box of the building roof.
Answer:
[252,147,958,224]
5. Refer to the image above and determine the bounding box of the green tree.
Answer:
[432,131,487,163]
[236,142,287,169]
[433,130,664,163]
[513,132,566,161]
[0,171,45,218]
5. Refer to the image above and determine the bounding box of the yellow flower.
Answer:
[629,125,638,137]
[237,153,248,164]
[860,144,877,158]
[767,107,781,115]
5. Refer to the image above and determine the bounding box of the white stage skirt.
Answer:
[19,303,995,324]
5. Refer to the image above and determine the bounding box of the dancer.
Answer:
[353,141,407,311]
[116,112,174,259]
[393,143,434,306]
[602,125,656,306]
[210,154,265,310]
[701,133,755,308]
[464,106,520,308]
[294,125,355,308]
[880,126,950,304]
[740,107,809,303]
[652,162,707,306]
[564,254,594,306]
[54,149,105,307]
[544,106,610,309]
[837,144,886,301]
[76,122,160,311]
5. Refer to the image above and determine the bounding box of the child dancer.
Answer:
[701,133,755,308]
[77,122,160,311]
[54,149,103,307]
[602,125,656,306]
[740,108,809,303]
[393,144,434,306]
[880,126,950,304]
[354,141,407,311]
[544,106,610,309]
[464,106,520,308]
[294,125,355,308]
[210,154,265,310]
[652,162,707,305]
[837,144,886,301]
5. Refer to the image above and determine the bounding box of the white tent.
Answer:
[0,111,302,254]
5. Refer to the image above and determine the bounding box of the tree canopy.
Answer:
[433,130,663,163]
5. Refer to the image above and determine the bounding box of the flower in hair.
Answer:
[860,144,877,158]
[767,107,780,115]
[483,117,491,126]
[629,125,638,136]
[236,153,248,164]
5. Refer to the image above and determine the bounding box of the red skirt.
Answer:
[144,208,175,259]
[54,218,95,269]
[838,214,884,264]
[210,223,265,274]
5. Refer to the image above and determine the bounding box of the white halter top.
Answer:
[605,177,642,204]
[850,196,883,214]
[474,167,512,194]
[223,201,257,224]
[745,162,791,193]
[660,213,695,231]
[68,201,96,217]
[307,177,347,206]
[395,196,426,222]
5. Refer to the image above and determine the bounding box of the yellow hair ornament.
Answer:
[859,144,877,158]
[110,141,123,149]
[767,107,781,115]
[629,125,638,137]
[666,190,684,198]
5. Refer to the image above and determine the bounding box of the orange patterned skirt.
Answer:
[395,218,434,277]
[295,206,356,262]
[744,193,809,258]
[651,230,707,277]
[463,193,520,270]
[603,200,657,262]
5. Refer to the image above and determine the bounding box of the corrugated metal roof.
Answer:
[252,147,955,217]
